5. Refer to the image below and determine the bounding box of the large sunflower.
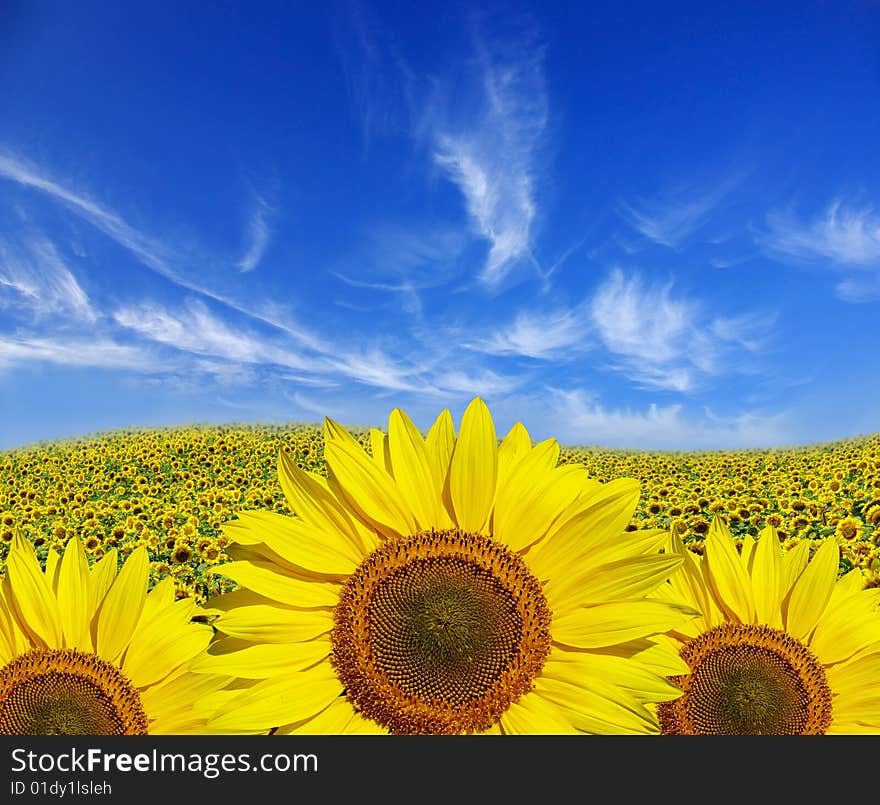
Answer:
[655,517,880,734]
[0,534,231,734]
[199,398,697,734]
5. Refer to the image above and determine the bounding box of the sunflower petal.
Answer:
[214,605,332,643]
[192,640,329,678]
[122,601,214,688]
[208,665,341,733]
[553,600,699,649]
[369,428,393,475]
[493,445,579,552]
[499,691,578,734]
[783,537,840,641]
[388,407,446,529]
[215,560,339,609]
[277,449,371,557]
[448,398,497,533]
[751,525,784,629]
[57,537,91,649]
[705,517,755,623]
[222,510,360,577]
[425,408,455,511]
[497,421,532,490]
[546,553,684,612]
[525,478,642,578]
[96,546,149,663]
[324,417,416,538]
[7,548,62,649]
[809,589,880,665]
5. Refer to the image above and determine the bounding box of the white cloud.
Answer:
[112,299,317,372]
[589,267,772,392]
[763,200,880,267]
[236,197,271,273]
[591,268,694,364]
[0,334,161,372]
[0,235,96,323]
[430,368,522,397]
[467,306,590,360]
[430,28,548,287]
[619,181,735,248]
[0,151,177,279]
[834,274,880,303]
[545,388,793,450]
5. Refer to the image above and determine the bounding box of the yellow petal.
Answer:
[96,547,149,663]
[783,537,840,641]
[222,510,360,577]
[740,532,757,571]
[57,537,91,649]
[447,397,497,533]
[497,421,532,491]
[209,665,341,733]
[279,696,357,734]
[809,589,880,665]
[546,553,684,613]
[780,540,810,599]
[499,691,578,734]
[538,655,663,733]
[214,605,332,643]
[425,408,455,516]
[215,561,339,609]
[192,640,329,678]
[324,417,416,538]
[525,478,642,578]
[493,444,579,552]
[388,407,446,529]
[662,530,717,628]
[141,672,234,731]
[87,548,118,624]
[553,600,699,649]
[277,449,371,557]
[751,525,784,629]
[123,601,214,688]
[45,549,62,595]
[7,548,62,649]
[705,517,755,623]
[369,428,393,475]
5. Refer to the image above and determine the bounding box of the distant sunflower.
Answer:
[655,518,880,734]
[201,398,697,735]
[0,535,230,734]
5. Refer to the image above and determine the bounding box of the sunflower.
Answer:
[654,517,880,734]
[199,398,697,735]
[0,534,231,734]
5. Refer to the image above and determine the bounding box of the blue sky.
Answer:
[2,0,880,451]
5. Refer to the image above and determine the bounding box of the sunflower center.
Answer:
[657,623,833,735]
[331,528,552,734]
[0,649,149,735]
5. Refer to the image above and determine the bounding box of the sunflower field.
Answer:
[2,420,879,602]
[2,406,880,736]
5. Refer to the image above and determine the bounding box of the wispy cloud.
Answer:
[0,334,161,372]
[763,199,880,267]
[334,0,411,147]
[429,23,548,287]
[619,179,738,249]
[545,388,793,450]
[236,196,271,273]
[112,298,317,372]
[834,274,880,303]
[0,234,96,323]
[0,151,177,279]
[589,267,772,392]
[467,305,590,360]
